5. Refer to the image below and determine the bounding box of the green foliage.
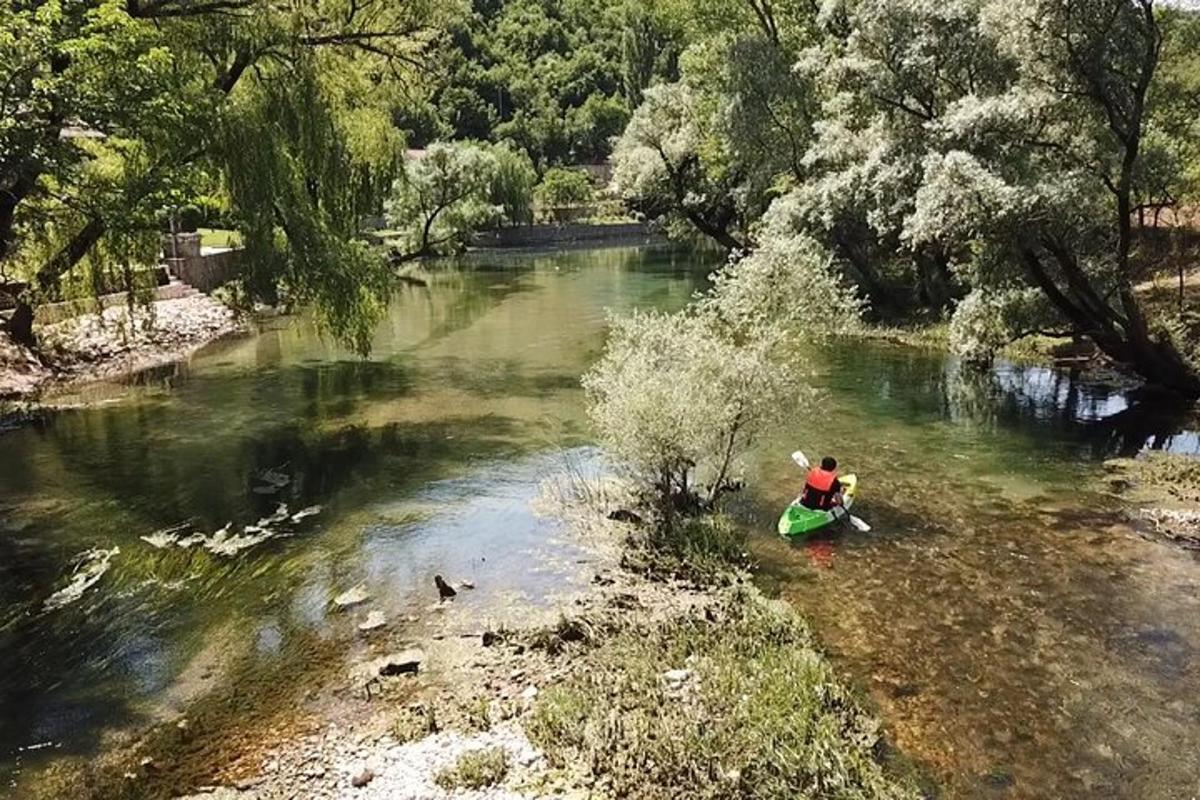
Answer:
[412,0,645,166]
[434,747,510,790]
[700,229,865,339]
[488,143,538,225]
[611,81,748,249]
[385,141,520,258]
[222,66,403,353]
[176,205,203,233]
[610,0,825,250]
[1,0,443,350]
[535,167,594,221]
[948,288,1057,364]
[583,306,800,518]
[528,588,919,799]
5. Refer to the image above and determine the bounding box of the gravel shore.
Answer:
[0,294,243,402]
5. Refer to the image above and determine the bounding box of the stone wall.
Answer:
[33,282,199,325]
[162,233,241,292]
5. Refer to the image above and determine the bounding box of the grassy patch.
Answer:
[1105,450,1200,507]
[197,228,242,248]
[623,513,750,585]
[392,705,440,743]
[434,746,510,790]
[861,321,950,350]
[527,588,920,800]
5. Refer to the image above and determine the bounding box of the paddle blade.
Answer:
[848,515,872,533]
[791,451,810,469]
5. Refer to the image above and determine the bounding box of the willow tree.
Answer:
[1,0,449,352]
[610,0,823,252]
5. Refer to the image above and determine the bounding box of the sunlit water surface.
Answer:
[2,247,1199,798]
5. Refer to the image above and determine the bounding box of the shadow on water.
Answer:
[0,410,525,766]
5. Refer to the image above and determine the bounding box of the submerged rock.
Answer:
[44,547,120,611]
[376,649,425,676]
[334,585,371,609]
[291,505,323,523]
[358,611,387,632]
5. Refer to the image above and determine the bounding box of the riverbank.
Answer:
[19,482,921,800]
[1104,450,1200,549]
[0,294,244,413]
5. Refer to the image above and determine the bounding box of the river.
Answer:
[2,246,1199,798]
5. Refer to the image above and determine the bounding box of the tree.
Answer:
[583,308,798,521]
[698,225,866,339]
[610,0,824,252]
[896,0,1200,396]
[535,167,593,222]
[385,142,520,259]
[611,82,749,250]
[488,143,538,226]
[427,0,634,167]
[1,0,446,351]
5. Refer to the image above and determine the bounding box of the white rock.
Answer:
[358,611,387,632]
[334,585,370,609]
[661,668,694,687]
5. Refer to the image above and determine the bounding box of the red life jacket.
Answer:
[801,467,839,510]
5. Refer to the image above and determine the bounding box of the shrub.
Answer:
[385,142,502,258]
[582,309,798,521]
[536,168,594,222]
[434,747,510,791]
[488,144,537,226]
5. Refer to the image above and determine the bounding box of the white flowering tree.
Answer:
[610,82,749,251]
[583,308,801,519]
[699,224,866,339]
[804,0,1200,395]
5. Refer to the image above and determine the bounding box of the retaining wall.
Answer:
[470,222,662,249]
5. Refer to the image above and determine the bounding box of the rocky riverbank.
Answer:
[19,480,921,800]
[1104,451,1200,549]
[0,294,243,411]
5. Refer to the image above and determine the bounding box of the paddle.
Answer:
[791,451,872,533]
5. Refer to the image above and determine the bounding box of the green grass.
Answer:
[527,588,921,800]
[623,513,750,585]
[434,747,510,790]
[197,228,242,248]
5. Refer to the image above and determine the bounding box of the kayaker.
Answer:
[799,456,843,511]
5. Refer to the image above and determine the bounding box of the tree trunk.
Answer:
[915,250,956,310]
[36,217,106,297]
[5,301,36,349]
[1022,247,1200,399]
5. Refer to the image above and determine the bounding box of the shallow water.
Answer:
[748,346,1200,798]
[2,247,1199,798]
[0,247,705,794]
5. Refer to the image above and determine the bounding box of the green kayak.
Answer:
[777,474,858,537]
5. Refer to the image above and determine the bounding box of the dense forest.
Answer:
[3,0,1200,394]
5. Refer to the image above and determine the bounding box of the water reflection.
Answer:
[0,247,709,793]
[839,346,1200,459]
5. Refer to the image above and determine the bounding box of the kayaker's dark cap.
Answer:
[821,456,837,470]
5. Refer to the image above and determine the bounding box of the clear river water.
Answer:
[2,246,1199,799]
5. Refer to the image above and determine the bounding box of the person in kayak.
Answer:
[799,456,843,511]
